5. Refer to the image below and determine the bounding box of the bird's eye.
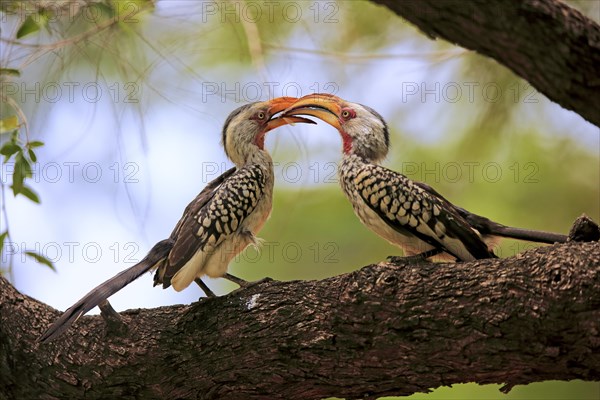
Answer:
[256,112,266,120]
[341,109,355,120]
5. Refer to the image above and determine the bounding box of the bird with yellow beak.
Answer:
[39,97,314,342]
[282,93,566,261]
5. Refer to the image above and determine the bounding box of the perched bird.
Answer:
[39,98,313,342]
[283,93,567,261]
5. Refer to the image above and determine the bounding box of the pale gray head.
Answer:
[221,97,312,167]
[282,94,390,163]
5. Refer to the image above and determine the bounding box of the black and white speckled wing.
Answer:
[347,162,495,261]
[156,165,267,287]
[412,181,567,244]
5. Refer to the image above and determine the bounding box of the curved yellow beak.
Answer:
[281,94,343,130]
[266,97,316,132]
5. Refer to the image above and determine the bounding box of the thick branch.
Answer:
[372,0,600,127]
[1,241,599,399]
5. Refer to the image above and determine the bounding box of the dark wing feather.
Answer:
[413,181,567,244]
[152,167,236,287]
[158,165,266,285]
[354,163,495,260]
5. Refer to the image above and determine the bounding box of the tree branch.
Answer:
[372,0,600,127]
[1,241,599,399]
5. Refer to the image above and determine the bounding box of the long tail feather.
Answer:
[38,239,172,343]
[414,182,567,245]
[455,207,567,244]
[489,225,567,244]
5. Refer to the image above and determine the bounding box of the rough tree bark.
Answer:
[1,240,599,399]
[372,0,600,127]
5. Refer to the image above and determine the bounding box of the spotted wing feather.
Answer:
[152,167,236,286]
[349,163,495,260]
[157,165,266,286]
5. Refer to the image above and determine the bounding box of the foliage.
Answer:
[0,125,52,274]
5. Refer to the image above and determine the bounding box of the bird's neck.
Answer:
[340,129,353,155]
[340,154,370,182]
[343,152,372,166]
[236,147,273,169]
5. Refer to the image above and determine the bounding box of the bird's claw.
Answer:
[386,255,405,264]
[223,272,249,287]
[226,274,273,290]
[386,255,430,265]
[386,255,427,265]
[386,250,439,265]
[250,276,273,286]
[99,300,128,337]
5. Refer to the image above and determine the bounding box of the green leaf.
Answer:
[0,142,20,159]
[28,148,37,162]
[0,231,8,257]
[25,251,55,271]
[16,15,40,38]
[15,152,33,178]
[11,177,23,196]
[27,140,44,148]
[19,185,40,203]
[0,68,20,77]
[12,155,24,195]
[0,116,19,134]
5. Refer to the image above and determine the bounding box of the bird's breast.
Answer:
[239,169,274,234]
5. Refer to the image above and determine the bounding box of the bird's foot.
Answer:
[224,273,273,289]
[194,278,217,298]
[223,272,249,287]
[386,249,442,265]
[387,255,405,264]
[386,255,430,265]
[248,276,273,287]
[99,300,128,337]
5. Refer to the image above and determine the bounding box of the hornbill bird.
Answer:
[283,93,567,261]
[39,98,313,342]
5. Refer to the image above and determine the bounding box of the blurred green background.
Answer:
[1,1,598,398]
